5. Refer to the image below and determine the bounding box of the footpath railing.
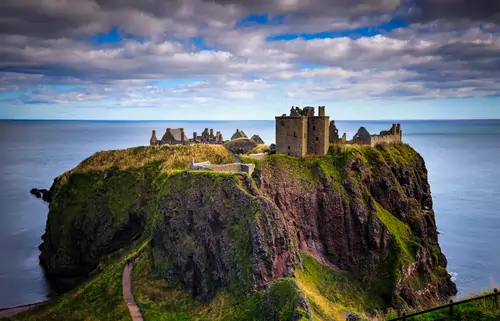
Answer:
[388,288,499,321]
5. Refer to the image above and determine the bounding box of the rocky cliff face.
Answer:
[39,143,455,313]
[255,144,456,308]
[151,171,299,299]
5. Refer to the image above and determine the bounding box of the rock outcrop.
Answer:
[38,143,456,314]
[256,144,456,308]
[30,188,52,202]
[152,172,298,298]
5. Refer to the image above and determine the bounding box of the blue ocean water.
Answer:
[0,119,499,309]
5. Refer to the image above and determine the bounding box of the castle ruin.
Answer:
[188,157,255,176]
[275,106,403,157]
[149,127,266,147]
[275,106,330,157]
[150,127,224,146]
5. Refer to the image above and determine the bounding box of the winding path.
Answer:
[0,302,44,319]
[123,259,143,321]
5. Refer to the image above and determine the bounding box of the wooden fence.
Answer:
[388,288,499,321]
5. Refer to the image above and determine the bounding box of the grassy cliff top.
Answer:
[57,144,234,181]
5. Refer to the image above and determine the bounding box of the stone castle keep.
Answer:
[275,106,403,157]
[276,106,330,157]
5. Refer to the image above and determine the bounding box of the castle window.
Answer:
[316,137,319,141]
[281,121,285,126]
[293,131,297,137]
[313,126,316,131]
[288,146,291,149]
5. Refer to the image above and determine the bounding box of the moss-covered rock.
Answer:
[37,142,455,319]
[151,171,299,299]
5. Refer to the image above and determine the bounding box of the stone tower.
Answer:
[275,107,308,157]
[307,106,330,156]
[275,106,330,157]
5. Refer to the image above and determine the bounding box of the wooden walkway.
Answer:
[123,259,143,321]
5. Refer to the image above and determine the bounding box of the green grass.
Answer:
[384,289,500,321]
[63,144,234,179]
[7,240,149,321]
[295,254,378,321]
[133,246,311,321]
[248,144,270,154]
[21,143,451,320]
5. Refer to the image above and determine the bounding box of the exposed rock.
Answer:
[346,312,369,321]
[251,135,265,144]
[39,143,455,312]
[256,144,457,308]
[30,188,52,202]
[152,173,298,299]
[224,138,257,154]
[30,188,44,198]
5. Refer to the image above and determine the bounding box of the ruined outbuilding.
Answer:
[150,127,224,146]
[250,135,265,144]
[231,129,248,140]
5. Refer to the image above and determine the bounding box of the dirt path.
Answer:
[0,302,44,319]
[123,259,143,321]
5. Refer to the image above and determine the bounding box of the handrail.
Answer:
[388,288,499,320]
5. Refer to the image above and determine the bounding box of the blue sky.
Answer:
[0,0,499,120]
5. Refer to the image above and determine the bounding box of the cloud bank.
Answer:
[0,0,499,118]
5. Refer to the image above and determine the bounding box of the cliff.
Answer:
[38,143,456,318]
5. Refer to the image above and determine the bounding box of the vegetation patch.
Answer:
[295,254,378,321]
[384,289,500,321]
[8,240,148,321]
[133,246,310,321]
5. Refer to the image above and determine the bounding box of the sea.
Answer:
[1,119,499,309]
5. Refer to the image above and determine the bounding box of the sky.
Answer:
[0,0,500,120]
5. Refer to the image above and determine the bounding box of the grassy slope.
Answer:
[384,290,500,321]
[133,246,310,321]
[7,240,149,321]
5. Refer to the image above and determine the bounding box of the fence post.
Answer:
[449,299,454,317]
[494,288,498,308]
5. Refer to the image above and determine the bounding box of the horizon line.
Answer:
[1,118,500,122]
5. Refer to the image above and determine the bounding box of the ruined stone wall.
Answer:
[370,134,402,147]
[205,163,255,176]
[307,116,330,156]
[275,116,307,157]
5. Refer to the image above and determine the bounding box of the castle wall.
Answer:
[307,116,330,156]
[370,134,402,147]
[275,116,307,157]
[204,163,255,176]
